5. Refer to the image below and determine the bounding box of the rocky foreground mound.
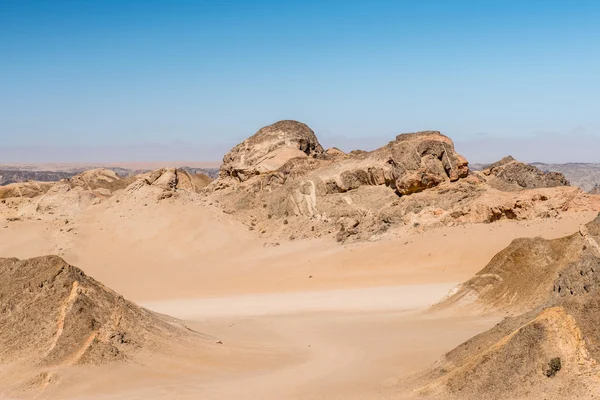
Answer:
[396,214,600,399]
[411,297,600,399]
[0,256,202,367]
[208,120,595,242]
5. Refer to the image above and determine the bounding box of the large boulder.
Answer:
[219,120,325,182]
[320,130,469,195]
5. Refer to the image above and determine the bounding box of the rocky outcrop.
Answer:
[0,181,54,199]
[130,168,212,195]
[312,131,469,196]
[481,156,569,191]
[208,127,475,242]
[435,214,600,314]
[398,214,600,400]
[219,120,325,182]
[411,302,600,400]
[0,256,202,367]
[67,168,133,192]
[208,121,597,243]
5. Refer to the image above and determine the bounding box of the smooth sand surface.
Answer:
[142,283,458,318]
[26,286,497,400]
[0,199,596,399]
[0,199,593,302]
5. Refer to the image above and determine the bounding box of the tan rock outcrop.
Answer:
[481,156,569,191]
[0,181,54,199]
[219,120,325,182]
[0,255,202,367]
[208,121,597,243]
[397,214,600,400]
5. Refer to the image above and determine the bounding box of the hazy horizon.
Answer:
[2,127,600,165]
[2,1,599,164]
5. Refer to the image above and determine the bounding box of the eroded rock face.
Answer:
[400,214,600,400]
[335,130,470,196]
[209,123,484,242]
[437,214,600,315]
[482,156,569,191]
[219,120,325,182]
[67,169,131,192]
[207,122,598,243]
[135,168,212,193]
[0,256,199,367]
[0,181,54,199]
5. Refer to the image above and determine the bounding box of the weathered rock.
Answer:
[0,256,202,367]
[151,168,178,190]
[67,169,131,192]
[0,181,54,199]
[138,168,212,193]
[401,214,600,400]
[219,120,325,182]
[434,214,600,314]
[482,156,569,191]
[325,147,348,160]
[208,122,597,243]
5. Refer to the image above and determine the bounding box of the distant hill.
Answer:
[0,166,219,186]
[471,162,600,193]
[0,170,76,185]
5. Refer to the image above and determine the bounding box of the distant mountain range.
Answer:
[0,166,219,186]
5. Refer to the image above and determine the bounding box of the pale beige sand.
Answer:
[0,200,593,302]
[1,286,498,400]
[0,199,596,399]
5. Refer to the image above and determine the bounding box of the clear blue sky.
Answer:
[1,0,599,162]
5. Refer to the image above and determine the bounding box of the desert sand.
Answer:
[0,190,595,399]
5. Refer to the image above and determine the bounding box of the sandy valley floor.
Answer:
[0,199,596,399]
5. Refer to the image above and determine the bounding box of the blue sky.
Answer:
[1,0,599,162]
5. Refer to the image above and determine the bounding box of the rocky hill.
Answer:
[412,296,600,399]
[0,255,204,367]
[0,168,213,221]
[0,166,219,186]
[479,156,569,191]
[472,162,600,193]
[435,214,600,314]
[207,121,596,243]
[396,214,600,399]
